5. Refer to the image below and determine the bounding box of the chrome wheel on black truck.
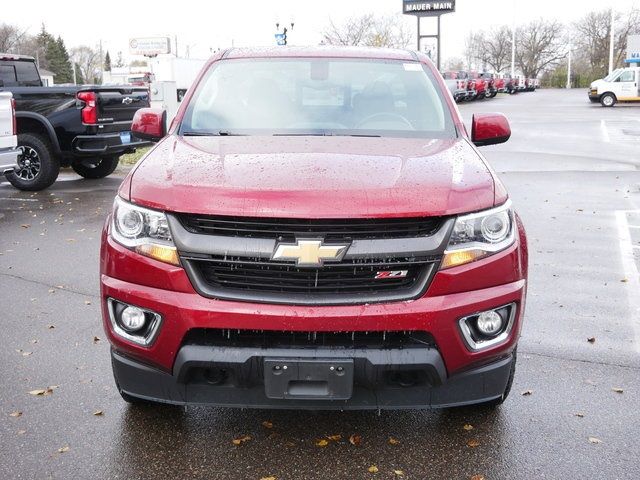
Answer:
[72,156,120,179]
[6,133,60,191]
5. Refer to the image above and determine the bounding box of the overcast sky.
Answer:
[3,0,639,62]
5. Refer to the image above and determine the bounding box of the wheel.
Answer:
[489,91,498,98]
[72,156,120,179]
[6,133,60,191]
[600,93,616,107]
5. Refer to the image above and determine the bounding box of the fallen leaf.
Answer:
[20,224,30,229]
[388,437,400,445]
[574,413,585,418]
[470,476,486,480]
[393,470,405,476]
[9,411,22,417]
[47,325,55,329]
[467,439,481,448]
[48,289,56,294]
[587,337,596,343]
[28,389,47,396]
[621,278,629,283]
[463,424,474,431]
[22,351,32,357]
[588,437,603,444]
[315,439,329,447]
[261,420,273,429]
[84,300,92,305]
[57,446,70,453]
[17,430,26,435]
[93,336,101,344]
[349,434,362,446]
[93,410,104,416]
[521,390,533,396]
[232,435,251,446]
[327,434,342,441]
[612,388,624,394]
[368,465,379,473]
[260,477,276,480]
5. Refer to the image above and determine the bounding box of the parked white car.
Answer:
[0,91,18,174]
[589,67,640,107]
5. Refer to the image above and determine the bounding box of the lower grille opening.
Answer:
[182,329,436,350]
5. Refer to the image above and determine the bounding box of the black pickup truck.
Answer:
[0,53,150,190]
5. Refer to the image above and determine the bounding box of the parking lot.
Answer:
[1,88,639,479]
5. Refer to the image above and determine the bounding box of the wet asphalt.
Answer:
[1,89,639,480]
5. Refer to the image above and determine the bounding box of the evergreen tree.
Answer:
[104,51,111,72]
[35,24,54,70]
[46,36,73,84]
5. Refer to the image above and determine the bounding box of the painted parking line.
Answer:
[615,209,640,353]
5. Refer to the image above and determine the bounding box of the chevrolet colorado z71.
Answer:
[0,54,150,191]
[101,47,528,410]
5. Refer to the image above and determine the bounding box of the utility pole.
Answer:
[608,8,615,74]
[99,40,104,83]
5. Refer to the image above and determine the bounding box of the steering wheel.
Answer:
[355,112,413,129]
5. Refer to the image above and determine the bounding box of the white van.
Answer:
[589,67,640,107]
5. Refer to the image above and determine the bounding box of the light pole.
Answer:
[510,0,516,77]
[608,8,615,74]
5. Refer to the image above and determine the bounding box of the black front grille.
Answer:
[177,214,443,240]
[182,328,436,349]
[185,255,437,302]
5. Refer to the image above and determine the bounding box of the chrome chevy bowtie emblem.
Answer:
[122,97,134,105]
[272,239,349,267]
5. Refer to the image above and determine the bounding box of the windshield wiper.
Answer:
[182,130,245,136]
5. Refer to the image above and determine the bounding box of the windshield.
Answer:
[180,58,455,138]
[603,68,623,82]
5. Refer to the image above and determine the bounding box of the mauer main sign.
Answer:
[403,0,455,16]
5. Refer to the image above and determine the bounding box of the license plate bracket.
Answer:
[264,358,354,400]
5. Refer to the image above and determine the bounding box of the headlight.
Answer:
[111,196,180,266]
[442,201,515,269]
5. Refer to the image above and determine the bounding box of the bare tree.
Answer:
[322,14,412,49]
[481,26,512,73]
[0,23,29,53]
[443,56,465,71]
[573,8,640,78]
[70,45,101,83]
[515,19,566,78]
[463,32,485,70]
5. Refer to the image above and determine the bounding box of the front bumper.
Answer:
[0,148,18,174]
[112,347,514,409]
[588,90,599,101]
[72,132,150,157]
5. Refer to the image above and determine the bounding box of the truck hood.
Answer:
[128,135,497,218]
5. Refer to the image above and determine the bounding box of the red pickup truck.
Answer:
[101,47,527,410]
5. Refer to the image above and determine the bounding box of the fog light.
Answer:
[476,310,503,336]
[120,306,146,332]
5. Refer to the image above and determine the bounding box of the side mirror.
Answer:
[131,108,166,142]
[471,113,511,147]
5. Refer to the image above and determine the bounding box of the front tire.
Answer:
[600,93,616,107]
[6,133,60,191]
[72,156,120,179]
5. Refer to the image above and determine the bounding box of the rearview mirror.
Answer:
[471,113,511,147]
[131,108,166,142]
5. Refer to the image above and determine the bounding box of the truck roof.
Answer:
[223,46,417,61]
[0,53,36,61]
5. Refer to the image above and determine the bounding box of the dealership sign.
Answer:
[627,35,640,63]
[129,37,171,57]
[403,0,455,16]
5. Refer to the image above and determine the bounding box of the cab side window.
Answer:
[616,71,636,82]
